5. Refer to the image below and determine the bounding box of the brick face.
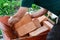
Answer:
[32,19,41,28]
[0,16,9,26]
[0,22,17,39]
[37,15,48,23]
[14,14,32,29]
[16,22,37,37]
[43,21,53,29]
[29,26,49,36]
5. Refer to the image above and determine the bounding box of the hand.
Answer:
[8,16,20,27]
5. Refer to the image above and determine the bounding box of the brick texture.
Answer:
[0,22,17,39]
[29,26,49,36]
[16,22,37,36]
[43,21,53,29]
[32,19,41,28]
[0,16,9,26]
[37,15,48,23]
[14,14,32,29]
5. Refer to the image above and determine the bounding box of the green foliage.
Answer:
[32,4,40,10]
[0,0,20,16]
[0,0,40,16]
[28,4,40,12]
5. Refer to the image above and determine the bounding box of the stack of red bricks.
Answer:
[14,14,54,40]
[0,14,54,40]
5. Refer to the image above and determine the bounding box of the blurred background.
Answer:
[0,0,40,16]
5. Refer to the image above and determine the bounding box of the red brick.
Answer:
[0,22,17,39]
[20,33,48,40]
[37,15,48,23]
[0,16,9,26]
[14,14,32,29]
[43,21,53,29]
[29,26,49,36]
[16,22,37,37]
[32,19,41,28]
